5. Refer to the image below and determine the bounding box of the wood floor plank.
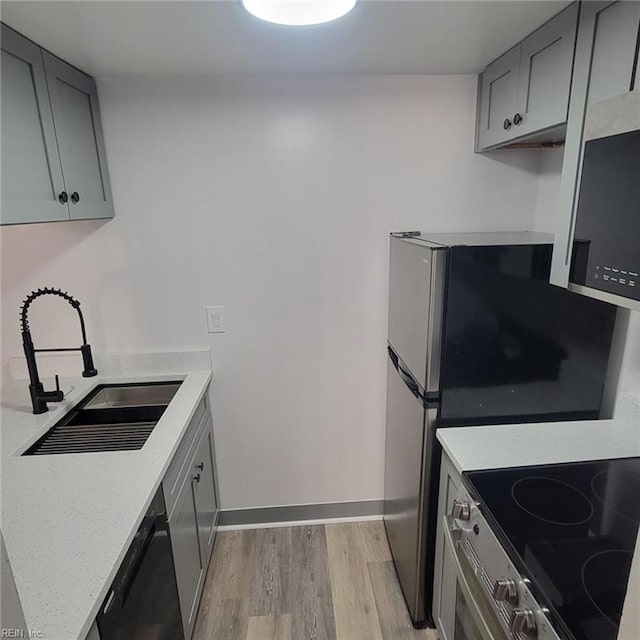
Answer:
[193,598,248,640]
[358,520,392,562]
[325,523,384,640]
[289,525,337,640]
[206,530,252,599]
[367,561,436,640]
[248,527,292,616]
[194,522,438,640]
[246,614,292,640]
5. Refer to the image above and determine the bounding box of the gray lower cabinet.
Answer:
[170,472,204,640]
[476,2,578,150]
[550,0,640,287]
[1,534,28,636]
[0,23,113,225]
[165,395,220,640]
[432,451,462,640]
[192,415,219,566]
[84,622,101,640]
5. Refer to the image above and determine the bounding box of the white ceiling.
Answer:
[1,0,571,77]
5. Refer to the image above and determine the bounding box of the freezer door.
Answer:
[388,236,445,391]
[383,347,439,623]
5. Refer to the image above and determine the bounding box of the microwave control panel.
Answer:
[593,265,638,290]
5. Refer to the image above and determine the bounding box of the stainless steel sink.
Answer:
[83,382,181,409]
[23,381,182,456]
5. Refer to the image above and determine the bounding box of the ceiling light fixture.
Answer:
[241,0,358,26]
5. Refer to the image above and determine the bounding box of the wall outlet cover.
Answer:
[206,306,225,333]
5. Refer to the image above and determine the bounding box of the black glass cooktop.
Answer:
[464,457,640,640]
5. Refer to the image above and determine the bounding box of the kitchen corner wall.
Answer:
[2,75,560,509]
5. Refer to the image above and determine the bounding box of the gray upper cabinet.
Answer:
[584,1,640,105]
[476,47,521,149]
[1,24,68,224]
[0,24,114,225]
[476,3,579,151]
[515,2,579,138]
[550,0,640,288]
[43,52,113,221]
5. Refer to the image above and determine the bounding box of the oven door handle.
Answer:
[443,516,508,640]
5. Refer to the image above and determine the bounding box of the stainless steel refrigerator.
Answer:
[383,231,618,626]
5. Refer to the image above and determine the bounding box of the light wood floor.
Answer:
[193,521,439,640]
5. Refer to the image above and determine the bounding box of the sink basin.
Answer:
[23,381,182,456]
[83,382,181,409]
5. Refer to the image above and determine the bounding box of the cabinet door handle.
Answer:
[193,473,201,483]
[58,191,68,204]
[196,462,204,471]
[513,113,523,126]
[70,191,80,204]
[503,118,512,130]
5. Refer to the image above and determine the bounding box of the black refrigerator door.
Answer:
[438,244,617,425]
[384,345,439,626]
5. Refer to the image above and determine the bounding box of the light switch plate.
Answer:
[206,306,225,333]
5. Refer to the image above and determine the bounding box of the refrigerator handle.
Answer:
[388,346,423,403]
[389,346,440,408]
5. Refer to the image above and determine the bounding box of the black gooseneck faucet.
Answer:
[20,287,98,414]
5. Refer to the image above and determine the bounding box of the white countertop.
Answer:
[0,352,212,640]
[437,392,640,474]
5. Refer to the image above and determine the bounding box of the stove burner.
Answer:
[591,470,640,525]
[581,549,632,628]
[511,477,594,525]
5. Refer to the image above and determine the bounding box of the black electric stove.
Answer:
[464,457,640,640]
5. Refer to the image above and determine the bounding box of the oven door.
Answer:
[440,516,508,640]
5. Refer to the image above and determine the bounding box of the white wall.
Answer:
[531,147,564,233]
[1,75,549,509]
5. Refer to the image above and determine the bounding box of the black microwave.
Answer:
[570,126,640,306]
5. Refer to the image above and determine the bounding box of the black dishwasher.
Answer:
[97,488,184,640]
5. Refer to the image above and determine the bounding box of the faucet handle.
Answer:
[41,374,64,403]
[50,374,64,401]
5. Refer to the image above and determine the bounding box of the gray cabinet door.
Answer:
[1,534,28,636]
[1,25,69,224]
[169,475,203,640]
[586,0,640,105]
[42,51,114,221]
[192,416,219,566]
[550,1,640,288]
[432,453,461,640]
[515,2,578,137]
[476,46,520,150]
